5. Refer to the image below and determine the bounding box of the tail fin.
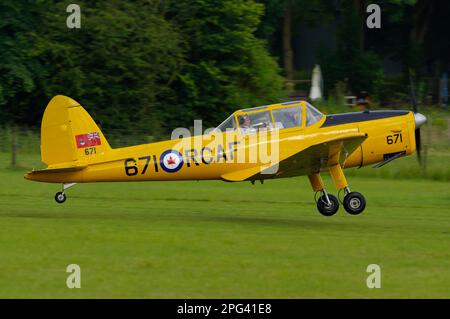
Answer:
[41,95,111,166]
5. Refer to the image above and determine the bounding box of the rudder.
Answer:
[41,95,111,166]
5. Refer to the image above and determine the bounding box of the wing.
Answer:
[221,132,367,182]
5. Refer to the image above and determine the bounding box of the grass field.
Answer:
[0,167,449,298]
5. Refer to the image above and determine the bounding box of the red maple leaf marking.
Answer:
[166,156,176,165]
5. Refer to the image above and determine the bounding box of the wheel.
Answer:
[343,192,366,215]
[55,192,66,204]
[316,194,339,216]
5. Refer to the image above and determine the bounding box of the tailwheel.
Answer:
[54,183,76,204]
[316,192,339,217]
[343,192,366,215]
[55,191,66,204]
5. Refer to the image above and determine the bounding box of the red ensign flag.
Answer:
[75,132,102,148]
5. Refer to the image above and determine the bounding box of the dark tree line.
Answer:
[0,0,448,136]
[257,0,449,102]
[0,0,283,135]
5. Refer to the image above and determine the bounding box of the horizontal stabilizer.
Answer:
[25,162,87,180]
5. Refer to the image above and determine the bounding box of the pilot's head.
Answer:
[238,114,250,127]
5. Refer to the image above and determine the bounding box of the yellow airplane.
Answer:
[25,95,427,216]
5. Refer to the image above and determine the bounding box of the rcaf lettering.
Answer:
[216,144,227,162]
[185,149,200,167]
[228,141,239,160]
[201,146,213,164]
[123,142,240,176]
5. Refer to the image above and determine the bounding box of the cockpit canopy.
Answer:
[215,101,323,133]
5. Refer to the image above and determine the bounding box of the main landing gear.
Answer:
[315,189,339,216]
[308,164,366,217]
[341,187,366,215]
[54,183,76,204]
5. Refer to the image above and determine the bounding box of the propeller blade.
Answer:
[409,70,418,113]
[415,128,422,164]
[409,69,426,167]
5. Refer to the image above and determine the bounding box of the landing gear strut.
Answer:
[54,183,76,204]
[309,174,339,217]
[308,163,367,216]
[329,164,367,215]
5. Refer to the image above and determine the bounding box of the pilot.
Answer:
[238,114,251,132]
[288,110,300,127]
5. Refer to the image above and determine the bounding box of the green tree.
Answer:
[0,0,44,124]
[1,0,284,134]
[257,0,334,80]
[168,0,283,127]
[316,1,385,98]
[31,0,184,134]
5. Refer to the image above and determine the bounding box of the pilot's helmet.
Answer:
[238,114,249,125]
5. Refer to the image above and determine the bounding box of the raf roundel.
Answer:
[160,150,184,173]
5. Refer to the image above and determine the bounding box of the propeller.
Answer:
[408,70,427,165]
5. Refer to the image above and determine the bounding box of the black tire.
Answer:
[55,192,66,204]
[343,192,366,215]
[317,194,339,216]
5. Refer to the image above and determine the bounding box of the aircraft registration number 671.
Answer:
[386,133,402,144]
[124,156,155,176]
[84,147,97,155]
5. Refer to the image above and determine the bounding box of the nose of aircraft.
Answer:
[414,112,427,128]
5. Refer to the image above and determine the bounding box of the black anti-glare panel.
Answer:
[321,110,409,127]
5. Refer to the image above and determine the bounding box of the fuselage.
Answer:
[25,109,417,183]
